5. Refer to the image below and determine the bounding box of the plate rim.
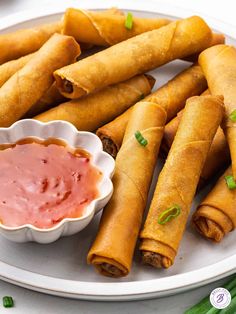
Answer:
[0,0,236,301]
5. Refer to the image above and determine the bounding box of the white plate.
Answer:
[0,0,236,301]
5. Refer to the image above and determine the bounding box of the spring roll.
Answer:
[78,8,124,51]
[87,101,167,277]
[97,64,207,157]
[0,34,80,127]
[24,83,66,117]
[35,75,153,130]
[192,166,236,242]
[183,33,225,62]
[0,22,61,64]
[199,45,236,179]
[162,110,230,187]
[96,107,132,158]
[140,95,224,268]
[54,16,212,98]
[0,53,35,87]
[62,8,170,46]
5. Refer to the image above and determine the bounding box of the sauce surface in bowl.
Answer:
[0,138,102,229]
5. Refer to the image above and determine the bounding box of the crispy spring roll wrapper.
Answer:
[62,8,170,46]
[183,33,225,62]
[0,53,35,87]
[87,101,167,277]
[0,22,61,64]
[96,64,207,157]
[54,16,212,99]
[162,110,230,187]
[35,75,153,130]
[78,8,124,51]
[0,34,80,127]
[199,45,236,179]
[140,95,224,268]
[192,166,236,242]
[96,107,133,158]
[24,83,66,117]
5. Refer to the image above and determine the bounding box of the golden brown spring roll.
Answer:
[0,34,80,127]
[183,33,225,62]
[0,22,61,64]
[24,83,66,117]
[0,53,35,87]
[78,8,124,51]
[35,75,153,130]
[199,45,236,179]
[62,8,170,46]
[54,16,212,98]
[96,107,132,158]
[162,110,230,187]
[140,95,224,268]
[96,64,207,157]
[192,166,236,242]
[87,101,167,277]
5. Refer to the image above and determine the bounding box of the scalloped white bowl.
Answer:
[0,119,115,243]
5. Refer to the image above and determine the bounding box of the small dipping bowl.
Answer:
[0,119,115,243]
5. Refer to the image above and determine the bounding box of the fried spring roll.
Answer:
[162,110,230,187]
[199,45,236,179]
[35,75,153,130]
[78,8,124,51]
[87,101,167,277]
[97,64,207,157]
[183,33,225,62]
[192,166,236,242]
[54,16,212,99]
[62,8,170,46]
[140,95,224,268]
[96,107,132,158]
[0,22,61,64]
[0,34,80,127]
[0,53,35,87]
[24,83,66,117]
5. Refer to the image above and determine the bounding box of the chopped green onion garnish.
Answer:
[125,12,133,30]
[3,296,14,308]
[225,175,236,190]
[184,276,236,314]
[158,205,181,225]
[135,131,148,146]
[229,109,236,122]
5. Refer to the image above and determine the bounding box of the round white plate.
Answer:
[0,0,236,301]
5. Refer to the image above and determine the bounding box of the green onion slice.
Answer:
[3,296,14,308]
[229,109,236,122]
[225,175,236,189]
[158,205,181,225]
[125,12,133,30]
[135,131,148,146]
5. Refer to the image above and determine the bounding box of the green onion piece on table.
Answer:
[158,205,181,225]
[125,12,133,30]
[184,276,236,314]
[225,175,236,190]
[229,109,236,122]
[3,296,14,308]
[135,130,148,146]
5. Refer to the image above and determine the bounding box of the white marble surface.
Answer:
[0,0,235,313]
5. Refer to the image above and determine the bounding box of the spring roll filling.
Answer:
[63,79,73,93]
[99,263,123,277]
[100,136,117,158]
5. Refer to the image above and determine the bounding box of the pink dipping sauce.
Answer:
[0,138,102,229]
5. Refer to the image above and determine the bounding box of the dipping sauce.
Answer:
[0,138,102,229]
